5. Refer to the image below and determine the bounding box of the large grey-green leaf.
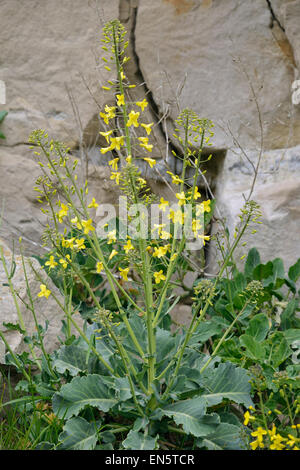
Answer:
[244,248,261,278]
[155,398,220,437]
[53,345,102,376]
[245,313,270,342]
[198,423,243,450]
[122,430,157,450]
[58,417,98,450]
[52,374,118,419]
[201,362,253,408]
[240,334,266,360]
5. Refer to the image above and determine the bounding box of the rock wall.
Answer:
[0,0,300,268]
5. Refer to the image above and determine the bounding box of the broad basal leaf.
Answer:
[122,430,157,450]
[239,334,266,360]
[52,374,118,419]
[245,313,270,342]
[197,423,243,450]
[244,247,261,279]
[201,362,253,408]
[53,345,103,376]
[154,398,219,437]
[58,417,98,450]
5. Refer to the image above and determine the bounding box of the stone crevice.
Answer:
[266,0,285,32]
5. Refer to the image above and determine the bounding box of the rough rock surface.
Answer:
[0,0,118,147]
[135,0,300,150]
[0,239,83,363]
[208,144,300,272]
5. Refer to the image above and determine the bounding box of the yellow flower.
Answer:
[108,249,118,261]
[63,237,75,249]
[57,203,69,223]
[250,439,264,450]
[96,261,103,273]
[126,110,140,127]
[154,270,166,284]
[195,199,211,215]
[116,94,125,106]
[176,192,186,206]
[74,238,86,250]
[166,171,183,185]
[286,434,297,448]
[108,158,119,171]
[169,209,184,225]
[59,255,71,269]
[193,186,201,200]
[243,411,255,426]
[136,99,148,111]
[192,218,202,234]
[88,198,99,209]
[110,136,124,150]
[141,122,153,135]
[124,239,134,254]
[37,284,51,299]
[99,130,113,143]
[71,217,82,229]
[45,256,58,270]
[107,230,117,244]
[143,157,156,167]
[104,105,116,118]
[140,143,153,152]
[110,172,120,185]
[126,155,132,164]
[153,245,169,258]
[119,267,130,281]
[170,253,178,261]
[81,219,95,235]
[160,230,172,240]
[269,434,286,450]
[158,197,169,212]
[197,234,210,245]
[251,427,267,446]
[100,146,112,154]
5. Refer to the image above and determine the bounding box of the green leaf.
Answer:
[288,259,300,283]
[201,362,253,408]
[240,334,266,360]
[190,321,223,345]
[244,248,261,279]
[245,313,270,341]
[198,423,243,450]
[122,430,157,450]
[53,345,102,376]
[58,417,98,450]
[281,299,299,330]
[154,398,220,437]
[52,374,118,419]
[283,329,300,346]
[267,332,292,368]
[115,377,132,401]
[0,131,6,139]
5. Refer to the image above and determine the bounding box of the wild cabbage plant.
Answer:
[0,20,279,450]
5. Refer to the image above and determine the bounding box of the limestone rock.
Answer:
[136,0,300,150]
[0,0,119,147]
[208,145,300,273]
[0,239,83,363]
